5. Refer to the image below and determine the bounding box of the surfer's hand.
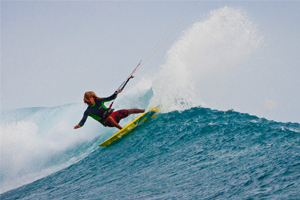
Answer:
[74,125,81,129]
[118,89,122,93]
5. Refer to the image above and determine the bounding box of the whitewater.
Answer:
[1,7,300,199]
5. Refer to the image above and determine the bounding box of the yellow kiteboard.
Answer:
[99,105,160,147]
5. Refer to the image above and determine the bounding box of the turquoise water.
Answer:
[2,5,299,199]
[1,104,300,199]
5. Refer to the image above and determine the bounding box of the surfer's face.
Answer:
[86,95,95,105]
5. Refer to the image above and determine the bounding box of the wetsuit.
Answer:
[78,91,118,127]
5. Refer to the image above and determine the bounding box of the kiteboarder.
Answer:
[74,90,144,130]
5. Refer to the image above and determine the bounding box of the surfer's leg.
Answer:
[105,110,129,130]
[105,109,144,129]
[105,116,123,130]
[127,109,145,115]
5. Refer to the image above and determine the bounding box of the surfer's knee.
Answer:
[105,116,113,127]
[106,116,122,129]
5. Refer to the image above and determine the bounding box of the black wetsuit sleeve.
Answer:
[78,110,88,127]
[100,91,118,102]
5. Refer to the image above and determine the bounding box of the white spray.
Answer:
[150,7,262,112]
[0,104,105,193]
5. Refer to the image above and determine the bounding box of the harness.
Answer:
[99,108,114,126]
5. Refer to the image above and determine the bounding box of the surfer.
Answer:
[74,90,144,130]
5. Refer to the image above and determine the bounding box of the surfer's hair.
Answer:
[84,91,101,104]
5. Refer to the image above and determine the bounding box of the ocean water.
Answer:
[1,103,300,199]
[1,6,300,199]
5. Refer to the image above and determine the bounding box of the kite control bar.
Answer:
[119,60,142,92]
[119,75,134,91]
[109,60,142,108]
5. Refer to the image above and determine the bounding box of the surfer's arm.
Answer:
[75,111,88,129]
[100,90,121,102]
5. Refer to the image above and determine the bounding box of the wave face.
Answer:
[1,105,300,199]
[1,6,299,199]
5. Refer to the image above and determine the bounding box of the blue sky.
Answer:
[1,1,300,123]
